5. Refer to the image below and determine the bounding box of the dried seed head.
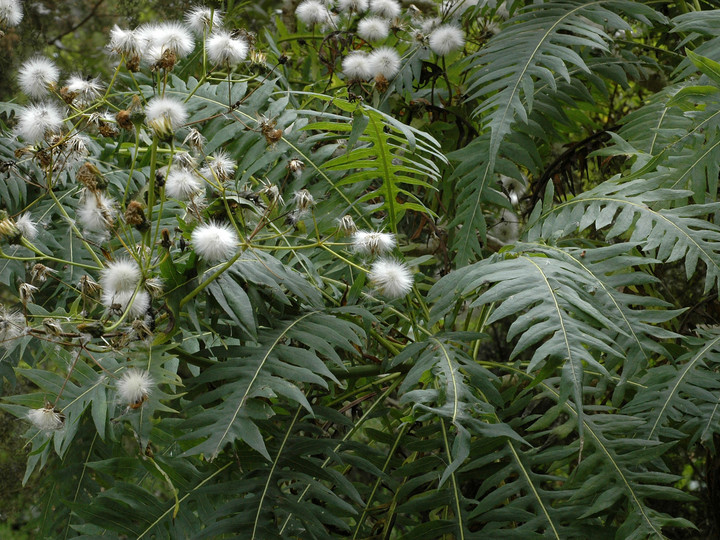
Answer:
[76,162,106,191]
[15,213,38,240]
[79,274,101,295]
[144,277,164,298]
[19,282,38,305]
[0,212,21,244]
[292,189,314,212]
[183,128,206,151]
[288,158,304,175]
[368,258,413,299]
[260,182,283,206]
[31,264,57,284]
[124,200,148,230]
[191,222,238,262]
[337,215,357,235]
[43,318,63,336]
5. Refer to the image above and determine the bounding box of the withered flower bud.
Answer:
[124,200,148,231]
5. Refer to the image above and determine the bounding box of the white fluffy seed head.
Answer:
[369,258,413,298]
[296,0,330,25]
[191,222,238,262]
[166,166,202,200]
[15,213,37,240]
[116,369,154,406]
[353,230,396,256]
[0,0,23,27]
[27,406,64,431]
[102,289,150,319]
[18,56,59,98]
[0,306,26,346]
[369,0,400,19]
[206,30,249,66]
[108,25,139,56]
[357,17,389,42]
[342,52,372,81]
[368,46,401,79]
[185,5,224,34]
[144,21,195,58]
[145,97,188,138]
[65,75,104,107]
[203,150,236,182]
[493,209,519,245]
[15,102,63,142]
[78,192,117,234]
[428,24,465,56]
[337,0,369,12]
[101,259,141,294]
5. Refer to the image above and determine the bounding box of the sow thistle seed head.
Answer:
[353,230,395,256]
[206,30,249,66]
[15,213,37,240]
[338,0,369,12]
[191,221,238,262]
[0,0,23,28]
[185,5,223,35]
[62,75,104,108]
[117,369,154,408]
[368,46,401,79]
[27,403,65,431]
[15,102,64,143]
[101,259,141,294]
[342,52,372,81]
[369,0,401,19]
[77,191,117,234]
[428,24,465,56]
[18,56,59,99]
[357,16,389,42]
[102,289,151,319]
[292,189,315,212]
[369,258,413,299]
[202,150,236,182]
[145,96,188,139]
[165,166,203,200]
[296,0,331,25]
[0,306,25,346]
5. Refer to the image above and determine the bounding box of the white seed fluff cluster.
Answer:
[117,369,154,406]
[101,259,141,293]
[78,191,117,234]
[191,222,238,262]
[337,0,369,12]
[369,258,413,299]
[357,17,389,42]
[145,97,188,138]
[15,213,37,240]
[108,25,140,57]
[202,150,236,182]
[15,101,63,142]
[353,230,396,256]
[100,259,150,319]
[18,56,59,99]
[27,406,64,431]
[342,52,372,81]
[206,30,249,66]
[0,0,23,27]
[369,0,400,19]
[369,47,401,79]
[65,75,104,107]
[428,24,465,56]
[166,166,203,200]
[185,5,224,35]
[296,0,331,25]
[0,307,25,347]
[139,21,195,59]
